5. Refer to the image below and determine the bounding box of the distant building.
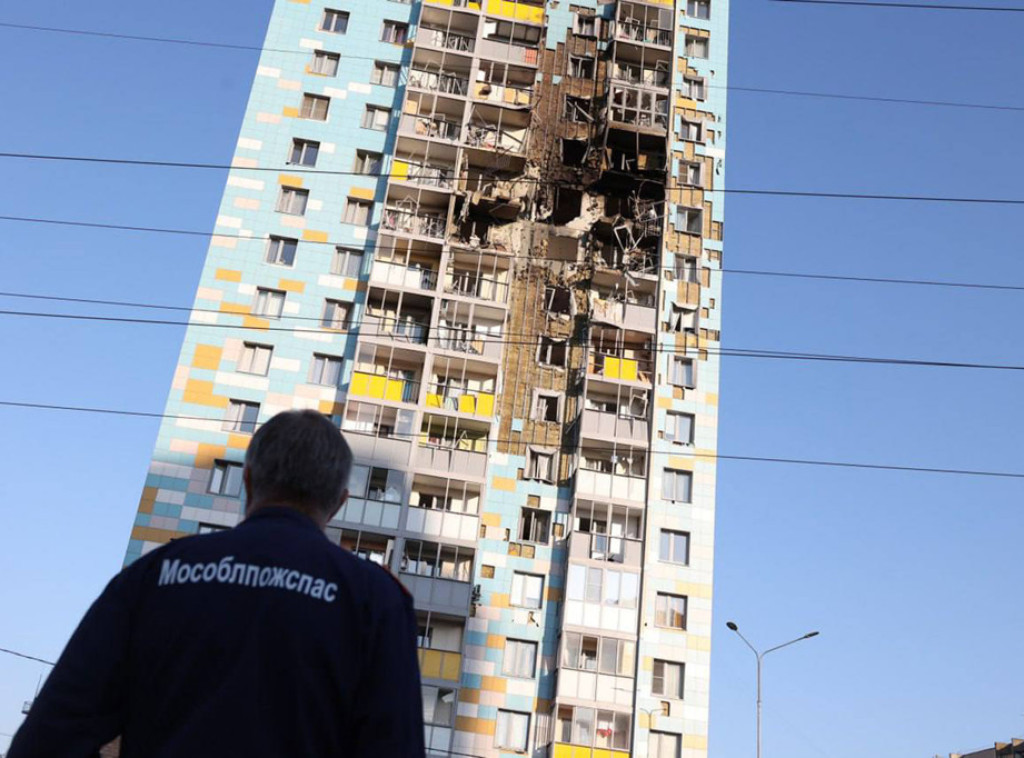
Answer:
[953,738,1024,758]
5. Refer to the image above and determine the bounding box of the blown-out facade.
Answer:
[126,0,727,755]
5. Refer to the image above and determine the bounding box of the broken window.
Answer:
[681,161,703,187]
[569,56,595,79]
[681,118,704,142]
[527,449,555,482]
[538,336,567,367]
[676,207,703,235]
[544,286,573,315]
[669,304,698,334]
[533,392,561,422]
[682,76,706,100]
[561,139,587,167]
[674,255,699,283]
[551,189,583,226]
[519,507,552,543]
[574,12,597,36]
[564,96,592,123]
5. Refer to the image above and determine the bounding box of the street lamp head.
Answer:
[804,631,820,639]
[726,621,738,631]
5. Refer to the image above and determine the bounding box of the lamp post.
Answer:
[725,621,819,758]
[639,705,667,758]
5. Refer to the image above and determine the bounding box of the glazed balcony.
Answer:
[576,446,647,503]
[417,27,476,55]
[381,207,448,240]
[408,68,471,98]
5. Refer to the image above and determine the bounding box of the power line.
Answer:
[3,21,1024,112]
[4,307,1024,373]
[772,0,1024,10]
[0,647,55,667]
[2,399,1023,480]
[4,155,1024,205]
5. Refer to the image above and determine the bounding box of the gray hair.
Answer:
[244,410,353,516]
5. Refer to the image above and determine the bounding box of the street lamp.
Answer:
[638,705,668,758]
[726,621,819,758]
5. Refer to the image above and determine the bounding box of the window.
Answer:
[371,61,400,86]
[544,285,572,315]
[238,343,273,376]
[674,255,699,283]
[686,35,709,58]
[569,56,595,78]
[349,464,404,502]
[254,288,286,319]
[566,565,639,608]
[519,507,551,544]
[344,198,373,225]
[502,639,538,679]
[669,304,698,334]
[300,94,330,121]
[310,354,344,386]
[561,633,635,676]
[321,299,350,329]
[556,706,631,751]
[688,0,711,17]
[681,161,703,187]
[682,76,706,100]
[652,659,685,699]
[289,138,320,167]
[527,449,554,482]
[669,356,696,389]
[496,710,530,752]
[402,540,474,581]
[276,187,309,216]
[381,20,409,44]
[533,392,560,423]
[677,207,703,235]
[321,8,350,33]
[666,412,695,445]
[362,105,391,131]
[574,12,597,36]
[660,529,690,565]
[681,118,703,142]
[223,400,260,434]
[537,336,566,367]
[655,593,688,630]
[422,686,455,725]
[510,572,544,609]
[662,469,693,503]
[651,732,682,758]
[265,236,299,267]
[332,246,365,278]
[564,96,592,123]
[208,460,244,496]
[311,50,340,76]
[354,149,383,175]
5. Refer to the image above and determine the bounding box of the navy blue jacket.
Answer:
[8,507,425,758]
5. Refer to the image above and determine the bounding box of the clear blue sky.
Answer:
[0,1,1022,756]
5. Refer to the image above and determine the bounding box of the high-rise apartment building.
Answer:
[126,0,727,755]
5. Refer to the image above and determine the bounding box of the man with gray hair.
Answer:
[8,409,425,758]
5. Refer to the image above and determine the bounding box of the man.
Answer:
[8,410,425,758]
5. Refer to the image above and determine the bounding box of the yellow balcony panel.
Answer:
[440,651,462,681]
[486,0,544,23]
[604,356,621,379]
[392,159,410,179]
[350,372,371,397]
[384,379,405,402]
[477,393,495,417]
[458,394,477,414]
[419,649,442,679]
[426,393,443,408]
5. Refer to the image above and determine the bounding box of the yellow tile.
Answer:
[480,675,507,693]
[195,442,227,469]
[343,278,359,292]
[242,316,269,330]
[277,279,306,293]
[131,526,186,544]
[490,593,509,609]
[481,513,502,527]
[302,229,329,242]
[227,434,251,450]
[706,392,719,406]
[454,716,495,736]
[486,634,506,649]
[219,302,250,315]
[687,634,712,652]
[278,173,304,187]
[458,687,480,704]
[491,476,517,492]
[684,735,708,750]
[348,186,375,201]
[215,268,242,282]
[282,106,299,118]
[656,396,674,409]
[182,379,228,408]
[191,344,223,371]
[668,456,695,470]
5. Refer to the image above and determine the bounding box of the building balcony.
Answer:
[590,296,656,333]
[614,20,672,47]
[576,467,646,503]
[362,313,431,346]
[417,27,476,55]
[435,324,504,361]
[587,349,654,385]
[568,529,642,567]
[418,647,464,682]
[381,207,448,240]
[581,407,649,444]
[416,444,488,479]
[463,123,527,154]
[349,370,420,405]
[472,80,533,108]
[399,113,463,144]
[424,382,496,418]
[483,0,545,24]
[610,61,670,89]
[401,571,475,615]
[444,268,510,304]
[476,38,540,66]
[409,68,471,98]
[391,158,456,191]
[370,258,439,293]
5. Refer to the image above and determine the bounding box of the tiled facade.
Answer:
[126,0,728,756]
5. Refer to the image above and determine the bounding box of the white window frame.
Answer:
[208,460,244,496]
[321,8,350,33]
[519,507,551,544]
[682,75,706,100]
[669,304,698,334]
[300,93,330,121]
[681,161,703,187]
[238,342,273,376]
[502,639,538,679]
[362,105,392,131]
[311,49,341,76]
[660,529,691,565]
[321,299,350,329]
[372,61,400,86]
[569,55,595,79]
[662,468,693,503]
[574,12,597,36]
[344,198,373,225]
[687,0,711,18]
[223,399,260,434]
[677,206,703,235]
[381,20,409,44]
[681,118,704,143]
[650,731,682,758]
[665,411,695,445]
[254,288,286,319]
[510,571,544,609]
[276,187,309,216]
[655,593,688,630]
[288,138,320,167]
[685,35,709,58]
[527,448,555,483]
[332,246,365,278]
[310,353,344,386]
[532,390,562,423]
[495,709,531,753]
[669,355,696,389]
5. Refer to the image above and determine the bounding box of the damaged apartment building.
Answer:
[125,0,727,757]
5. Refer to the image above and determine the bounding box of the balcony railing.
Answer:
[589,352,654,383]
[476,39,540,66]
[371,259,439,292]
[436,326,503,359]
[393,160,455,189]
[362,314,430,345]
[350,371,421,403]
[418,648,463,682]
[381,208,448,239]
[400,113,463,142]
[444,271,509,303]
[611,63,669,88]
[463,124,525,153]
[419,28,476,53]
[425,383,496,417]
[591,297,656,331]
[409,69,470,97]
[472,81,533,107]
[615,21,672,46]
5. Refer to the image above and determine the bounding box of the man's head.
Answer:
[243,410,353,527]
